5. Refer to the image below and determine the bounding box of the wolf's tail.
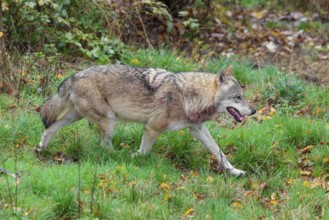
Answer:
[40,80,71,128]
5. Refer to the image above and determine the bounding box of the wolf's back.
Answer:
[40,77,72,128]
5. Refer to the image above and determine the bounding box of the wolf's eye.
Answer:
[235,95,242,100]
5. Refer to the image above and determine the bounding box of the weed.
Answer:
[52,192,78,218]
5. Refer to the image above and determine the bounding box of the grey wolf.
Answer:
[35,64,256,176]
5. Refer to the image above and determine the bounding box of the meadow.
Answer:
[0,49,328,219]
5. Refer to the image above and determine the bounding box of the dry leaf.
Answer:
[15,175,22,186]
[160,182,172,190]
[231,201,243,208]
[265,41,278,53]
[300,145,314,154]
[163,193,172,201]
[184,208,195,217]
[303,181,311,187]
[300,170,312,176]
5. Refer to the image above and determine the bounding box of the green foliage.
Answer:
[3,0,124,62]
[297,21,323,32]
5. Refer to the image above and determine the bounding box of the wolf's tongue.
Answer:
[227,107,245,122]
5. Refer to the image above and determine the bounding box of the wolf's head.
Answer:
[214,66,256,122]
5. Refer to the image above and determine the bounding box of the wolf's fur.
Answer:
[36,64,256,176]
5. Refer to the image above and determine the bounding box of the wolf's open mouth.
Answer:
[227,107,245,122]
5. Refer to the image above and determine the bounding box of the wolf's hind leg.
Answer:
[137,126,160,155]
[189,124,245,176]
[35,109,81,153]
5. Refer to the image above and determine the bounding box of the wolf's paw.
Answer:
[131,150,148,158]
[228,168,246,176]
[33,145,44,154]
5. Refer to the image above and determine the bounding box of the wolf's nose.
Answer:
[251,108,256,115]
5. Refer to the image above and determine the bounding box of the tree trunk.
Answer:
[0,0,5,89]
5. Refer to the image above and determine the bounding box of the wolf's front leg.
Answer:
[189,124,245,176]
[137,126,160,155]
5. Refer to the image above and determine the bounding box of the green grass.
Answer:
[1,49,329,219]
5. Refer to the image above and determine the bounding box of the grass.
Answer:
[0,49,329,219]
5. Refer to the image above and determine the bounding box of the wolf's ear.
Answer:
[216,65,233,84]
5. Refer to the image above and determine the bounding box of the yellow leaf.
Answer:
[270,200,278,205]
[300,170,312,176]
[184,208,194,217]
[300,145,314,153]
[286,178,295,185]
[207,176,214,182]
[258,107,267,114]
[314,107,322,114]
[323,156,329,164]
[57,73,62,79]
[129,181,136,188]
[189,170,199,177]
[176,186,185,191]
[130,58,139,65]
[303,181,310,187]
[231,201,243,208]
[269,107,276,116]
[251,10,267,19]
[270,192,277,200]
[262,116,272,120]
[82,189,90,194]
[0,32,3,38]
[163,193,172,201]
[160,182,171,190]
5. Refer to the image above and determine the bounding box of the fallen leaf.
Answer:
[303,181,311,187]
[194,192,208,201]
[163,193,172,201]
[15,175,22,186]
[250,10,267,19]
[269,107,276,116]
[300,170,312,176]
[189,170,199,178]
[310,177,322,189]
[0,32,3,38]
[130,58,139,65]
[300,145,314,154]
[160,182,172,190]
[265,41,278,53]
[323,156,329,165]
[231,201,243,208]
[286,178,295,185]
[184,208,195,217]
[207,176,214,182]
